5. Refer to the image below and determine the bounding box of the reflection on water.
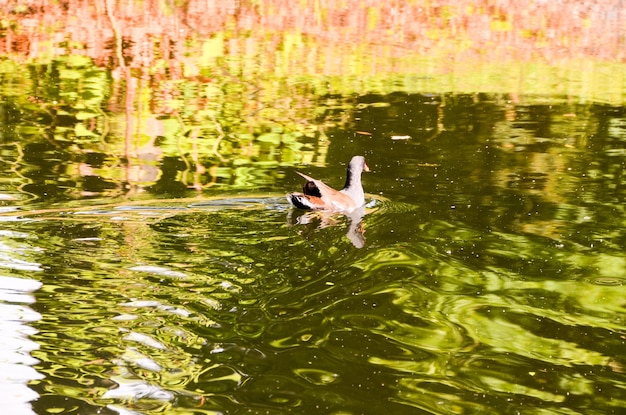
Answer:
[288,205,368,248]
[0,274,43,415]
[1,16,626,412]
[1,92,626,415]
[0,83,625,414]
[0,190,619,414]
[0,1,624,413]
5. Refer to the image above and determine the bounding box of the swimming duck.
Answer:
[287,156,369,212]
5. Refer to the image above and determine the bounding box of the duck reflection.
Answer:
[287,205,366,248]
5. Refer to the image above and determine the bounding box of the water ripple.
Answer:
[0,195,622,414]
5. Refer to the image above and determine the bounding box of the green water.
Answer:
[1,2,626,413]
[2,90,626,414]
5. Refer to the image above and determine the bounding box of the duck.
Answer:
[287,156,370,212]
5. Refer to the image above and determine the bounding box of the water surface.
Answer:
[1,1,626,414]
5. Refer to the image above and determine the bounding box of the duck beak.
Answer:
[364,162,370,172]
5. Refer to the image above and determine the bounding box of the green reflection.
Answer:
[0,3,625,413]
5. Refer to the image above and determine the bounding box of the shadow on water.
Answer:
[0,192,622,414]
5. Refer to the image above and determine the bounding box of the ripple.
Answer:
[119,348,163,372]
[102,377,175,401]
[128,265,188,279]
[0,276,43,414]
[4,192,625,414]
[122,331,167,350]
[293,368,339,385]
[588,277,625,286]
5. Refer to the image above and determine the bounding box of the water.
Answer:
[4,95,626,414]
[2,1,626,414]
[3,134,626,414]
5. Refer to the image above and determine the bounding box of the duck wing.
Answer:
[296,172,340,199]
[294,172,358,211]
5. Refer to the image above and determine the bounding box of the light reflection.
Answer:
[0,276,43,415]
[102,376,174,400]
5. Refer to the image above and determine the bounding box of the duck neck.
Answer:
[342,166,364,205]
[343,165,359,190]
